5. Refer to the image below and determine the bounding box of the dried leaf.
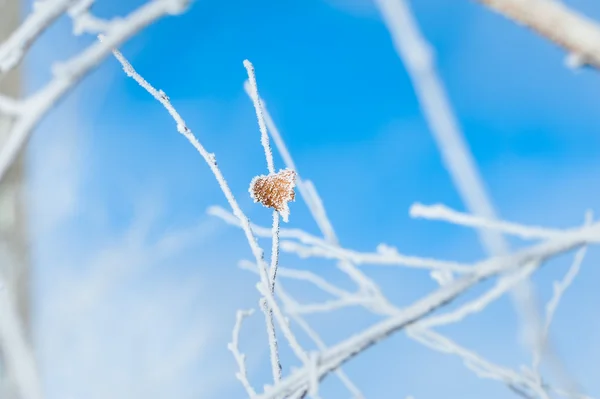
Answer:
[249,169,296,222]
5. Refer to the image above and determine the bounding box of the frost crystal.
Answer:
[249,169,296,222]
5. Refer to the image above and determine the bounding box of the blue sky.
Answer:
[23,0,600,398]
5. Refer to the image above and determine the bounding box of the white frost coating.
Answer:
[374,0,551,389]
[68,0,112,35]
[239,261,365,399]
[244,60,275,175]
[308,352,320,398]
[111,45,318,387]
[0,95,21,116]
[374,0,507,256]
[0,0,191,186]
[254,223,600,398]
[0,2,189,398]
[209,205,471,273]
[249,169,297,223]
[243,83,338,244]
[280,240,472,273]
[228,309,257,397]
[243,65,287,384]
[533,211,593,382]
[410,203,578,241]
[475,0,600,69]
[407,329,549,398]
[0,0,75,73]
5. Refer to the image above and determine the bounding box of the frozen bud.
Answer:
[249,169,296,222]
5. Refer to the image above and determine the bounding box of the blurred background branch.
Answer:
[475,0,600,68]
[0,0,33,397]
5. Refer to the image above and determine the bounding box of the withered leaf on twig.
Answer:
[249,169,296,222]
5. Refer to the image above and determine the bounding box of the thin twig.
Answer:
[0,0,76,74]
[244,59,284,382]
[0,0,190,185]
[228,309,257,397]
[255,224,600,398]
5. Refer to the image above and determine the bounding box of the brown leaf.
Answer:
[249,169,296,222]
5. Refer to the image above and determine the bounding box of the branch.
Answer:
[110,45,315,382]
[0,0,190,185]
[228,309,257,397]
[374,0,549,383]
[239,262,364,398]
[0,94,21,116]
[209,205,471,273]
[474,0,600,69]
[407,328,549,399]
[256,224,600,398]
[374,0,508,255]
[0,0,76,74]
[410,203,577,241]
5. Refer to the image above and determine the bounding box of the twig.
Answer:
[244,59,284,382]
[228,309,257,397]
[240,263,364,399]
[111,46,314,382]
[374,0,548,387]
[0,0,190,185]
[0,0,76,74]
[255,224,600,398]
[209,205,471,273]
[474,0,600,69]
[407,328,549,399]
[410,203,583,241]
[0,94,21,116]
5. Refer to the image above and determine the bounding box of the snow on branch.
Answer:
[228,309,257,397]
[209,205,471,273]
[239,261,365,398]
[255,223,600,398]
[0,94,21,116]
[242,86,338,244]
[411,203,581,241]
[0,0,75,74]
[474,0,600,69]
[0,0,191,186]
[0,2,192,398]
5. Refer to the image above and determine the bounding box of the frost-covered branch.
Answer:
[474,0,600,69]
[210,206,471,273]
[239,261,364,398]
[0,2,190,398]
[228,309,257,397]
[239,260,353,300]
[0,0,190,185]
[279,240,472,273]
[0,94,21,116]
[0,0,76,74]
[110,46,321,390]
[416,261,538,329]
[242,89,337,244]
[255,224,600,398]
[374,0,508,255]
[374,1,553,391]
[244,59,285,382]
[407,328,549,399]
[410,203,583,242]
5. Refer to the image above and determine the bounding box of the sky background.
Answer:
[19,0,600,398]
